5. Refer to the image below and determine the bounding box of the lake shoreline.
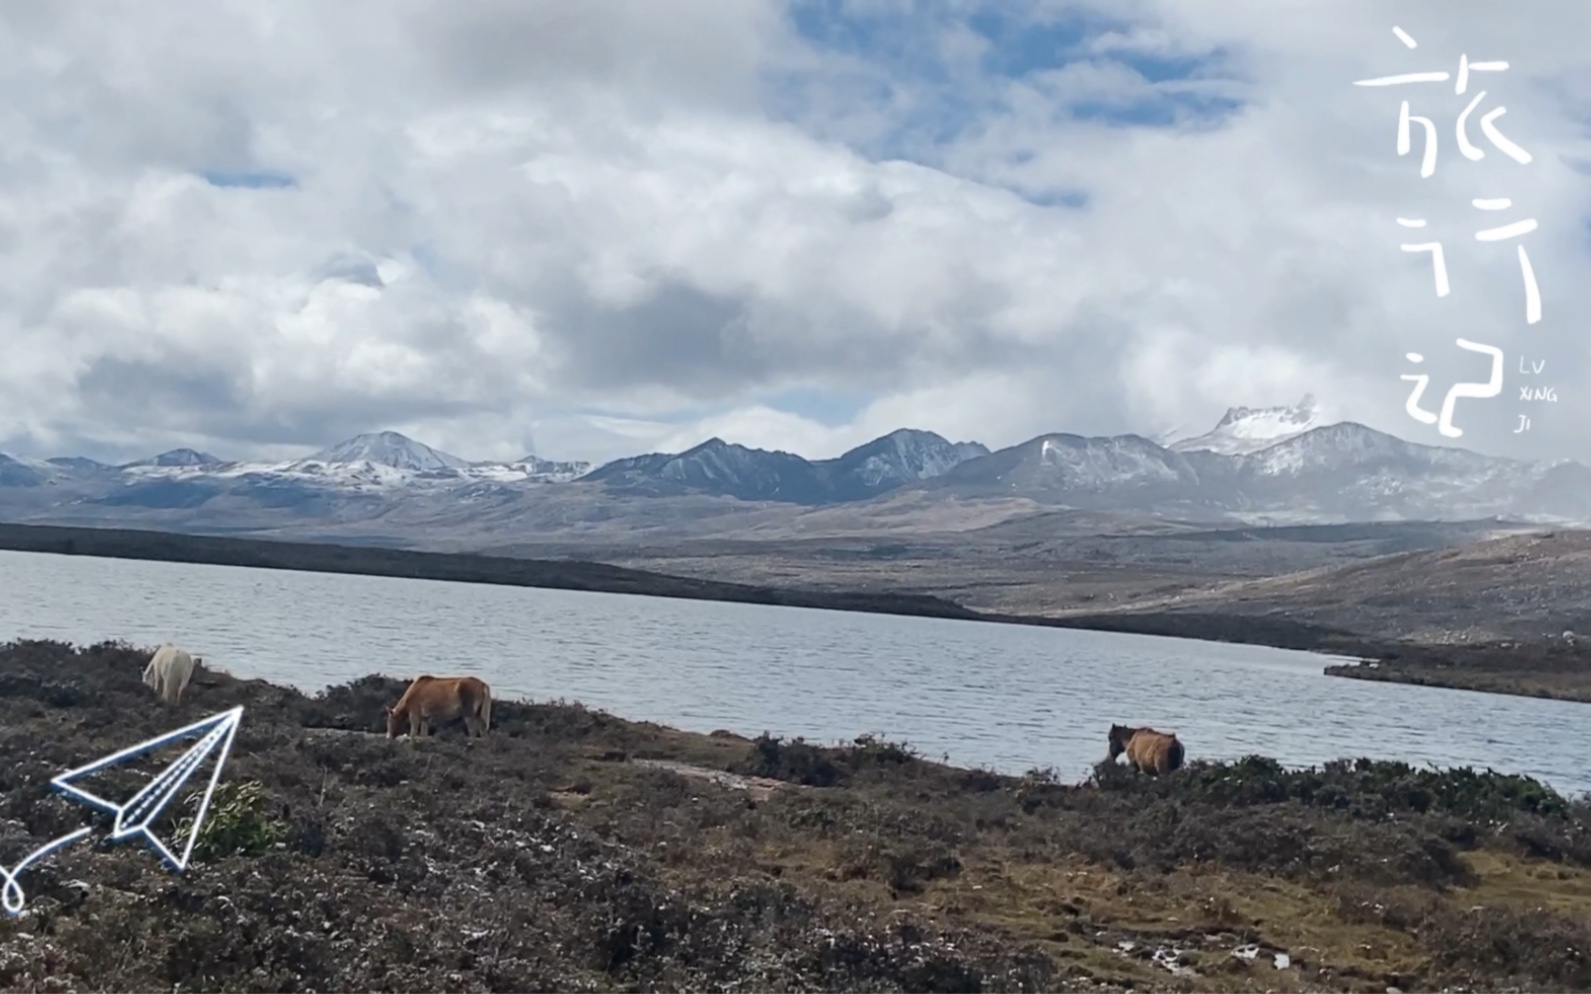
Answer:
[3,637,1590,992]
[3,520,1587,707]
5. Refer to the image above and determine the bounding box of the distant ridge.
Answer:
[2,403,1589,527]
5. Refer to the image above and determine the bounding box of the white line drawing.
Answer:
[1399,234,1450,297]
[1354,29,1525,179]
[1400,351,1440,425]
[1400,203,1544,322]
[54,706,245,870]
[1455,91,1532,164]
[1361,21,1563,440]
[1399,340,1505,438]
[1396,100,1438,178]
[0,829,93,915]
[1470,198,1542,324]
[1,706,244,916]
[1437,338,1505,438]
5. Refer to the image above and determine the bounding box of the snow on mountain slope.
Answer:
[584,438,829,502]
[923,414,1591,524]
[504,456,594,484]
[829,428,989,490]
[1034,434,1192,487]
[1239,421,1501,478]
[116,431,592,493]
[939,432,1204,498]
[1171,395,1324,456]
[305,431,471,474]
[15,400,1591,526]
[46,456,115,473]
[582,429,990,504]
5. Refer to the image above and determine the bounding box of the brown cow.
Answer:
[386,675,493,740]
[1107,723,1185,775]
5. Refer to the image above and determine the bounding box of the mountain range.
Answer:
[2,396,1588,536]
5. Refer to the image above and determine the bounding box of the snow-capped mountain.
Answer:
[4,400,1591,532]
[0,426,991,529]
[930,419,1591,524]
[829,429,990,497]
[582,428,991,504]
[112,430,593,494]
[1170,394,1325,456]
[305,431,471,474]
[574,415,1591,524]
[936,433,1203,501]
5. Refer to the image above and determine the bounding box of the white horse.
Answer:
[142,643,201,702]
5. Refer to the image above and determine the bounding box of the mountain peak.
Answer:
[306,431,470,472]
[1213,393,1317,431]
[1172,395,1325,456]
[154,447,223,468]
[510,453,593,483]
[826,428,990,495]
[117,447,224,470]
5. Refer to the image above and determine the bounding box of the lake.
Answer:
[2,548,1587,795]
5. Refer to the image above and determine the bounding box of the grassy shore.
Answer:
[1320,638,1591,704]
[1,639,1590,992]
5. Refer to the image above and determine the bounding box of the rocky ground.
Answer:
[2,640,1591,992]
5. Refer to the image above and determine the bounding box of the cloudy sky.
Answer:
[2,0,1589,468]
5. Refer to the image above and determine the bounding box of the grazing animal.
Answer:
[1107,723,1185,775]
[386,675,493,740]
[142,643,201,703]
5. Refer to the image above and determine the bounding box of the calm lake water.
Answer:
[2,548,1588,795]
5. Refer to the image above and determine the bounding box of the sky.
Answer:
[2,0,1590,469]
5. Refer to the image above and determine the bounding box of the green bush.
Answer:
[1090,754,1575,822]
[176,779,288,862]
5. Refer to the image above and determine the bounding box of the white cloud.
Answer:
[0,0,1589,470]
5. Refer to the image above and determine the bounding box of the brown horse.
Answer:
[1107,723,1185,775]
[386,675,493,739]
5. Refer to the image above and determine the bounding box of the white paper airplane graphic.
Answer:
[49,705,245,873]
